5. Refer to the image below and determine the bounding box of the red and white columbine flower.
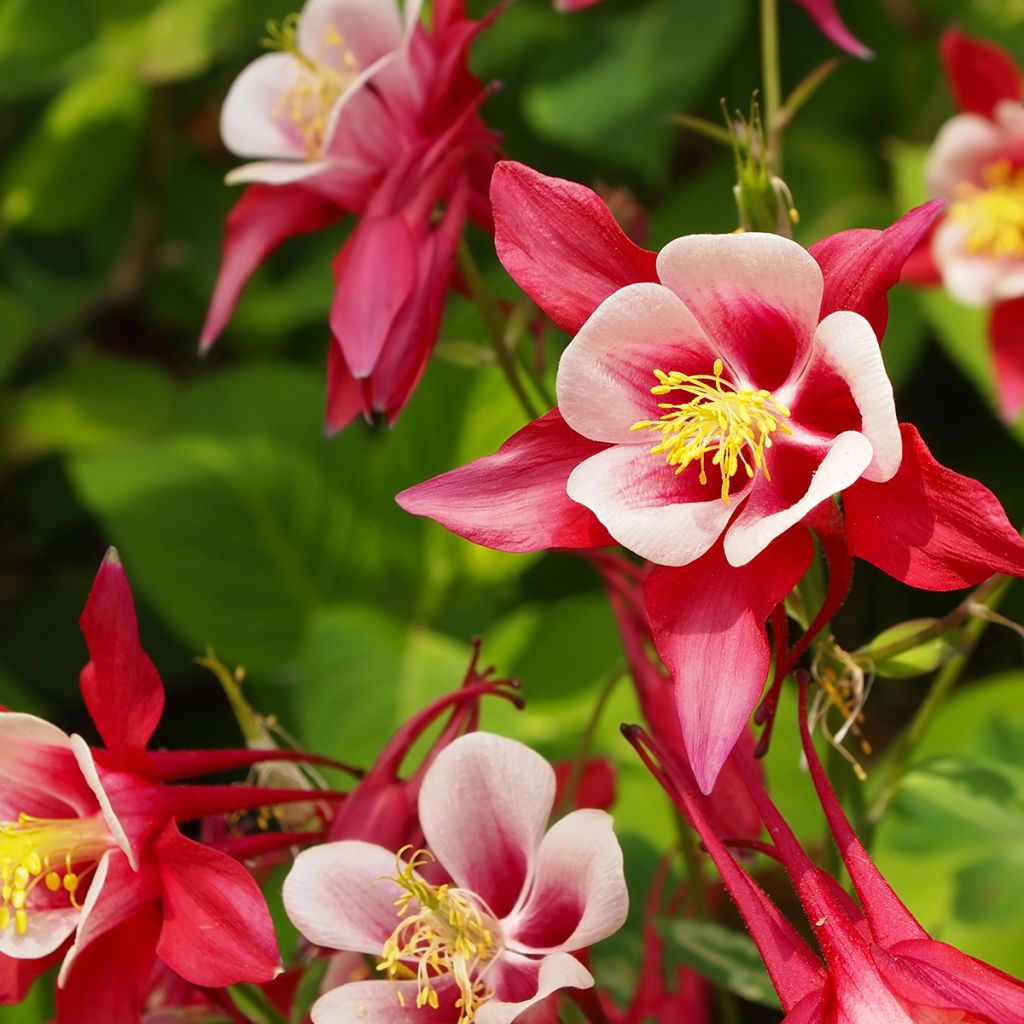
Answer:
[904,29,1024,421]
[204,0,498,430]
[0,551,345,1024]
[398,161,1024,793]
[284,732,628,1024]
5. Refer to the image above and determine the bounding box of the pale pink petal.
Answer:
[723,431,872,567]
[480,951,594,1024]
[0,897,79,961]
[220,53,311,162]
[298,0,403,71]
[283,841,406,955]
[934,219,1024,306]
[566,445,741,567]
[419,734,554,919]
[925,113,1004,198]
[225,158,341,187]
[313,978,454,1023]
[69,736,135,869]
[502,810,627,954]
[0,714,94,819]
[791,311,901,482]
[556,282,718,444]
[655,233,823,391]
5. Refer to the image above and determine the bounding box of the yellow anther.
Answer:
[379,848,500,1024]
[0,907,8,930]
[12,866,29,890]
[631,360,792,503]
[951,160,1024,259]
[45,873,61,892]
[14,910,27,936]
[11,890,26,911]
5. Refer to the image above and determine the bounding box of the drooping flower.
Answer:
[624,676,1024,1024]
[203,0,499,430]
[903,28,1024,421]
[398,161,1024,793]
[284,732,629,1023]
[0,550,344,1024]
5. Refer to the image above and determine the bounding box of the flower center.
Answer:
[950,160,1024,259]
[264,14,361,161]
[630,359,792,504]
[379,848,501,1023]
[0,813,114,935]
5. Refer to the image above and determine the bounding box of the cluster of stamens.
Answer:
[631,359,792,503]
[264,14,360,160]
[0,814,110,935]
[379,847,500,1023]
[950,159,1024,259]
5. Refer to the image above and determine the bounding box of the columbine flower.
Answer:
[398,161,1024,793]
[0,551,342,1023]
[904,28,1024,421]
[284,732,628,1023]
[203,0,498,430]
[625,676,1024,1024]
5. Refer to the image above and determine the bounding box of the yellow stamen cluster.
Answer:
[379,848,500,1024]
[631,359,792,503]
[0,814,112,935]
[950,159,1024,259]
[264,14,360,161]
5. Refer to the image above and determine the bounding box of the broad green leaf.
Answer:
[861,617,961,679]
[0,0,92,99]
[2,65,147,233]
[135,0,240,82]
[662,919,780,1009]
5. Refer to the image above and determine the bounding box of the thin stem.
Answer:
[867,576,1012,834]
[457,240,540,420]
[760,0,783,167]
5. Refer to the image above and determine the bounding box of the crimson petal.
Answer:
[990,298,1024,423]
[940,27,1022,118]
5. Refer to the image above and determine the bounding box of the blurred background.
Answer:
[2,0,1024,1012]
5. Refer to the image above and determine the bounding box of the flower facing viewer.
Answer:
[284,732,628,1023]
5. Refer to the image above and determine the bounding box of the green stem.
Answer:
[867,576,1012,836]
[759,0,783,168]
[457,240,540,420]
[227,984,291,1024]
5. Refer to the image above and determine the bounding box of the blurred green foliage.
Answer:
[2,0,1024,1006]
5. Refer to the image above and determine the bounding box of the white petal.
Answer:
[69,735,135,869]
[723,431,873,566]
[926,112,1004,197]
[419,734,554,919]
[566,445,740,566]
[283,841,406,955]
[477,951,594,1024]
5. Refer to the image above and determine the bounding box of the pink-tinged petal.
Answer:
[325,341,367,434]
[925,113,1004,198]
[724,431,871,567]
[313,979,454,1023]
[566,445,739,567]
[58,850,160,987]
[283,840,404,954]
[796,310,902,481]
[419,733,554,918]
[330,213,419,378]
[646,529,814,793]
[481,951,594,1024]
[992,298,1024,422]
[503,809,627,953]
[0,713,95,819]
[298,0,403,69]
[225,158,341,187]
[900,227,943,289]
[556,282,717,444]
[200,184,342,351]
[883,939,1024,1023]
[396,409,614,552]
[68,736,135,868]
[933,219,1024,307]
[78,550,164,763]
[0,950,57,1004]
[0,901,78,961]
[789,0,872,59]
[843,422,1024,589]
[655,233,823,392]
[940,28,1022,118]
[155,823,279,986]
[55,905,162,1024]
[809,201,944,340]
[491,161,658,334]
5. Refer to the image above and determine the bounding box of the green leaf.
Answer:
[0,287,31,382]
[134,0,241,82]
[523,0,743,181]
[2,65,147,233]
[0,0,93,99]
[861,618,961,679]
[662,919,780,1009]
